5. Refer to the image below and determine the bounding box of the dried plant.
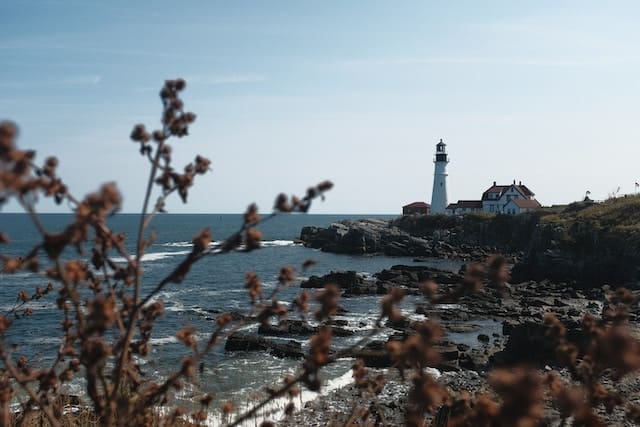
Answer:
[0,80,333,427]
[2,79,640,427]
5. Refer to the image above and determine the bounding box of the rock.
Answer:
[457,343,470,352]
[493,318,587,367]
[349,340,393,368]
[225,334,303,359]
[477,334,490,343]
[300,271,380,295]
[258,320,355,337]
[299,218,485,259]
[375,265,464,288]
[444,323,479,333]
[258,320,316,336]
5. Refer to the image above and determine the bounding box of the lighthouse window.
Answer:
[440,182,443,187]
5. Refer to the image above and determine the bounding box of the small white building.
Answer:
[446,180,541,215]
[503,198,541,214]
[445,200,482,215]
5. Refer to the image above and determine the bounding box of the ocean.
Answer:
[0,213,464,423]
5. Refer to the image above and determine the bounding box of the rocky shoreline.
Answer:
[222,259,640,425]
[292,267,640,425]
[235,201,640,425]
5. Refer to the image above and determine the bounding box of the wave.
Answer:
[149,336,178,345]
[159,240,298,249]
[26,336,62,345]
[261,240,297,247]
[0,301,58,313]
[215,367,356,427]
[111,250,191,264]
[161,241,193,247]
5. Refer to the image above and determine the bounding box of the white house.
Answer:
[446,180,541,215]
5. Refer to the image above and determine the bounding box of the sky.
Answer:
[1,0,639,214]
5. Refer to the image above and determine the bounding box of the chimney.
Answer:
[513,179,516,185]
[519,180,522,185]
[493,181,496,186]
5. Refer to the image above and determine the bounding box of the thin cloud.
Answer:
[134,74,266,93]
[188,74,268,85]
[62,74,102,85]
[0,74,102,88]
[0,40,197,60]
[338,56,634,69]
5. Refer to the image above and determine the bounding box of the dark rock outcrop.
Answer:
[225,334,303,358]
[300,266,465,296]
[258,320,354,337]
[375,265,463,287]
[300,270,383,295]
[300,218,517,262]
[492,317,587,367]
[300,219,436,257]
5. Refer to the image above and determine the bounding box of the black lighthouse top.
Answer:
[435,138,448,162]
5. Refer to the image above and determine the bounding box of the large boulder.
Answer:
[492,317,587,367]
[225,334,303,359]
[300,219,431,256]
[258,320,354,337]
[300,270,383,295]
[375,265,463,287]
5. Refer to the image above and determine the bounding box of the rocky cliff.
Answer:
[299,196,640,287]
[512,197,640,287]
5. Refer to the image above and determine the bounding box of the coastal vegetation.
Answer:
[2,80,640,426]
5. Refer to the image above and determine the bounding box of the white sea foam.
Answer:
[153,361,361,426]
[149,336,178,345]
[142,250,191,261]
[161,241,193,247]
[203,289,245,297]
[164,301,184,312]
[210,368,357,427]
[26,336,62,345]
[158,240,297,251]
[425,366,441,379]
[261,240,297,247]
[111,250,191,264]
[0,301,58,313]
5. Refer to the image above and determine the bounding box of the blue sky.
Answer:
[1,1,639,213]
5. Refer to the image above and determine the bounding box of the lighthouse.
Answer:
[430,139,449,215]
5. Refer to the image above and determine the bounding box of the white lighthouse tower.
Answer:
[430,139,449,215]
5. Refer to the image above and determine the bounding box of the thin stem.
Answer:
[115,138,165,398]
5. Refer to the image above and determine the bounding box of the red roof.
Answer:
[511,199,541,209]
[403,201,430,208]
